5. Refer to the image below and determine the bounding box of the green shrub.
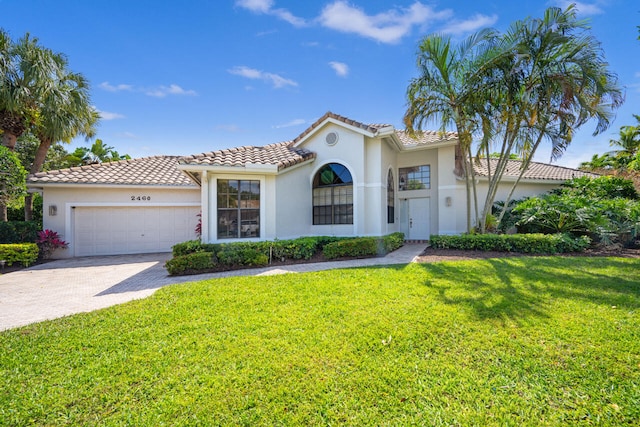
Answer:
[217,246,269,267]
[429,233,590,254]
[323,237,379,259]
[0,243,39,267]
[172,240,220,257]
[382,232,405,252]
[0,221,39,244]
[165,252,217,276]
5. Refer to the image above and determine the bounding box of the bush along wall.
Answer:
[0,243,39,267]
[166,233,405,276]
[429,233,591,254]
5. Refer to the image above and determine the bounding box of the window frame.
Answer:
[312,163,354,225]
[398,165,430,191]
[217,179,260,239]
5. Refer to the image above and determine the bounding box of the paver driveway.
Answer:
[0,244,424,331]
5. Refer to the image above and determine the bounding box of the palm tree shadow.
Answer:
[415,257,640,324]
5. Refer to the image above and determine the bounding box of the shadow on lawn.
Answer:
[414,257,640,323]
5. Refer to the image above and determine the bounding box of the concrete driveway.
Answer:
[0,244,424,331]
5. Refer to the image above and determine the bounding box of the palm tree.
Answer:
[609,115,640,168]
[0,32,59,151]
[405,29,496,232]
[25,69,98,219]
[478,5,623,231]
[65,139,130,166]
[579,153,615,171]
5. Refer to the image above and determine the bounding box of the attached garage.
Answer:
[27,156,202,259]
[73,206,200,256]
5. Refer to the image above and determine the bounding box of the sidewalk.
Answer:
[0,243,424,331]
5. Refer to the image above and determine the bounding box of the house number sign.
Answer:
[131,196,152,201]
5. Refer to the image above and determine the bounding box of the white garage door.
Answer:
[73,206,200,256]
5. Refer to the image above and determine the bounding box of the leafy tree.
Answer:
[0,145,27,221]
[14,132,70,172]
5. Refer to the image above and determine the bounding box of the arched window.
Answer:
[313,163,353,225]
[387,169,395,224]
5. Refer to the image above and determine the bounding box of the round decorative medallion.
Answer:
[325,131,339,146]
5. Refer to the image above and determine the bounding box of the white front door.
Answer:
[407,198,430,240]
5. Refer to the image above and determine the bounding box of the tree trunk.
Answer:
[24,138,52,221]
[0,201,7,222]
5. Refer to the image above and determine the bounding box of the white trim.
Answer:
[201,171,209,242]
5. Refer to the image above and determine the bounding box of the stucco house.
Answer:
[27,112,595,258]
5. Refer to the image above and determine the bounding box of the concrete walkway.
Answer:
[0,243,424,331]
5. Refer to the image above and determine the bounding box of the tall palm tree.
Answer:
[405,29,496,232]
[25,69,98,219]
[479,5,623,231]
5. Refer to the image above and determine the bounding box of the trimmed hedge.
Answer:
[429,233,591,254]
[167,233,406,275]
[323,233,406,259]
[165,252,217,276]
[0,243,39,267]
[0,221,40,244]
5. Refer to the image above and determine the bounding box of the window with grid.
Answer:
[387,170,395,223]
[312,163,353,225]
[398,165,430,191]
[217,179,260,239]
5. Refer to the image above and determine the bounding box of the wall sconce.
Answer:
[49,205,57,216]
[445,197,452,207]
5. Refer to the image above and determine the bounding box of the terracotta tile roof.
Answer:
[293,111,393,144]
[473,158,599,181]
[179,141,316,171]
[28,156,196,186]
[396,129,458,147]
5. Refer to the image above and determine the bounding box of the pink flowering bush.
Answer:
[36,229,69,259]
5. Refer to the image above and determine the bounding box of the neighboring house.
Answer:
[28,112,596,258]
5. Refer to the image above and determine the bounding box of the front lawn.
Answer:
[1,257,639,425]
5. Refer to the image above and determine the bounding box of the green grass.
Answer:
[1,257,639,426]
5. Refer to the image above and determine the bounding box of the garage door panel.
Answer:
[74,206,199,256]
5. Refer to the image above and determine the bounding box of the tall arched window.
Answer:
[313,163,353,225]
[387,169,395,224]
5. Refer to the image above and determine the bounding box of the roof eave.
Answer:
[177,163,280,175]
[26,182,198,190]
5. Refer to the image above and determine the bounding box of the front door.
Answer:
[406,198,430,240]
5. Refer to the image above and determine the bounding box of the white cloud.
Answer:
[318,1,452,44]
[96,109,125,120]
[273,118,307,128]
[236,0,272,13]
[99,81,133,92]
[441,14,498,35]
[329,61,349,77]
[228,65,298,89]
[145,84,198,98]
[99,81,197,97]
[236,0,307,27]
[552,1,604,16]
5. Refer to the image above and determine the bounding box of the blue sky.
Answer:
[3,0,639,167]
